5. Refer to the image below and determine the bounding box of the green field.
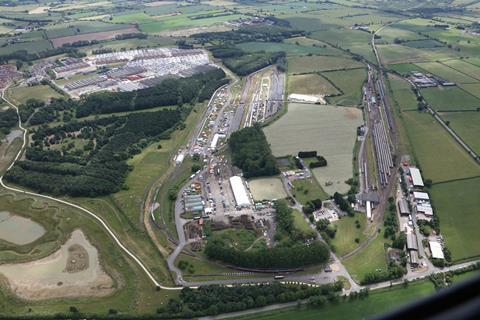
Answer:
[440,111,480,154]
[248,177,287,201]
[323,68,367,106]
[343,231,388,282]
[401,111,479,183]
[287,74,339,96]
[292,209,313,234]
[264,104,362,194]
[237,41,335,55]
[430,178,480,262]
[291,178,329,205]
[330,214,367,257]
[287,55,363,74]
[0,40,52,55]
[233,280,436,320]
[442,59,480,80]
[420,86,480,111]
[387,74,418,110]
[7,85,65,105]
[415,62,478,84]
[387,63,423,75]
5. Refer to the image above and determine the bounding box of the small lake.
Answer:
[0,211,45,245]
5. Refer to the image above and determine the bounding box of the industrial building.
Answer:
[417,203,434,216]
[229,176,251,208]
[413,191,430,202]
[409,250,419,267]
[398,199,411,216]
[429,241,445,260]
[409,167,424,188]
[406,232,419,251]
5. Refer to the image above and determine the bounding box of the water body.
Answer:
[0,211,45,245]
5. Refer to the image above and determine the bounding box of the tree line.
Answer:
[229,124,279,178]
[75,68,227,117]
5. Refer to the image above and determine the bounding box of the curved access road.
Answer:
[0,86,182,291]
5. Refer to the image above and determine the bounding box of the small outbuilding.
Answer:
[429,241,445,260]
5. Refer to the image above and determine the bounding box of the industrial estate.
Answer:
[0,0,479,319]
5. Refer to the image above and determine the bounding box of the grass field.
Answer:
[420,86,480,111]
[401,111,479,182]
[330,214,367,257]
[414,62,478,84]
[291,178,329,205]
[387,63,423,75]
[430,178,480,262]
[323,68,367,106]
[237,42,335,55]
[287,55,363,74]
[248,177,287,201]
[7,85,64,105]
[459,83,480,99]
[287,74,339,96]
[292,209,313,234]
[343,230,388,282]
[234,280,435,320]
[0,40,52,55]
[264,104,362,194]
[442,59,480,80]
[377,44,458,64]
[387,74,418,110]
[440,112,480,154]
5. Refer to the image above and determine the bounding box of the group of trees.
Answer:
[309,155,328,168]
[5,109,183,197]
[361,261,406,285]
[204,238,330,269]
[0,108,17,135]
[229,124,279,178]
[0,47,85,64]
[223,51,285,76]
[76,68,227,117]
[155,282,342,318]
[333,192,353,216]
[274,200,316,243]
[384,198,399,239]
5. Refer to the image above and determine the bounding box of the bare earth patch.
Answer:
[0,229,115,300]
[50,27,139,48]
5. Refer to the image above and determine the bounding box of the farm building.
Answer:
[398,199,410,216]
[413,191,430,202]
[229,176,251,208]
[409,167,424,188]
[429,241,445,260]
[406,233,418,251]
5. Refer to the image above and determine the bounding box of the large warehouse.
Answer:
[409,167,424,188]
[229,176,251,208]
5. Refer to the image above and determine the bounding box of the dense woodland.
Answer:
[5,109,183,196]
[76,68,227,117]
[229,124,279,178]
[156,282,343,318]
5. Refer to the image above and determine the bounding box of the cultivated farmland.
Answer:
[264,103,362,194]
[440,112,480,154]
[420,87,480,111]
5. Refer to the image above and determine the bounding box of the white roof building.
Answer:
[288,93,322,104]
[413,191,430,201]
[417,203,433,216]
[229,176,251,207]
[409,167,424,187]
[429,241,445,259]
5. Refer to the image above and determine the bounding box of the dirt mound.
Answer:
[64,244,89,273]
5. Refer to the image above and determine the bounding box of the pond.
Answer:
[0,211,46,245]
